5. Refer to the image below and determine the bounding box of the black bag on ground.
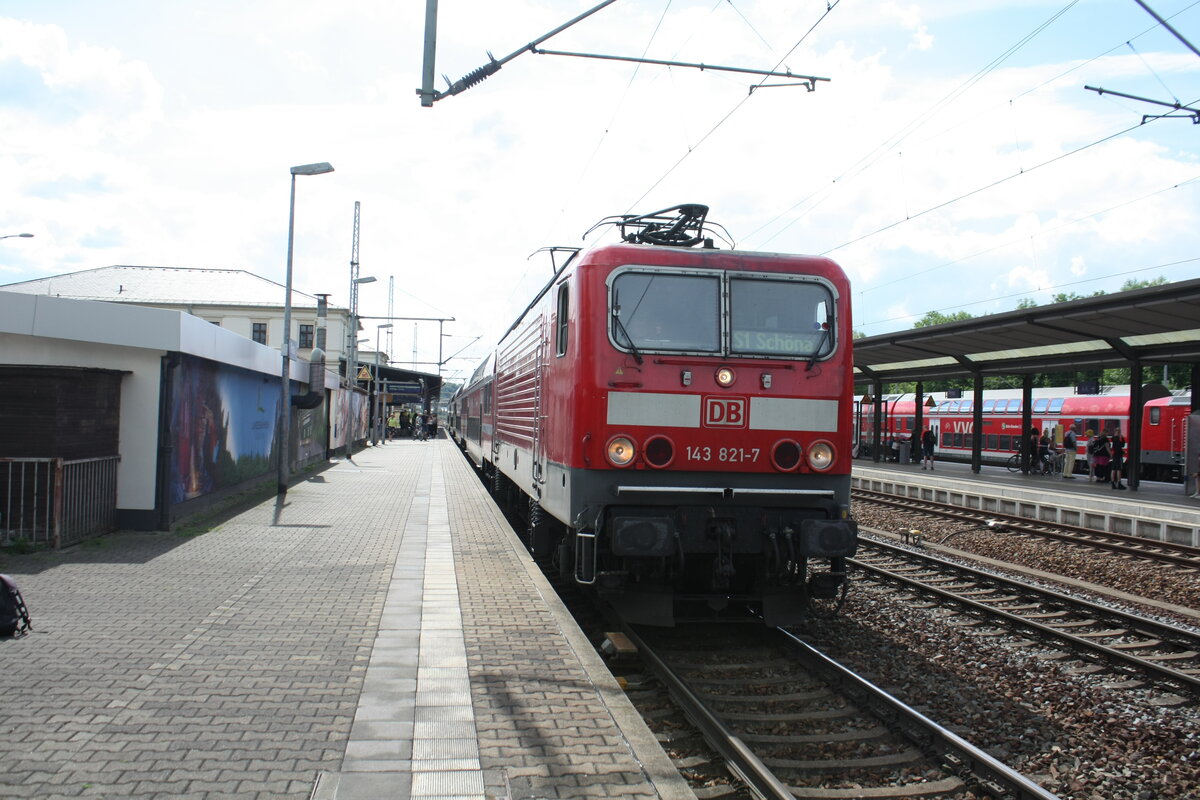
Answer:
[0,574,32,637]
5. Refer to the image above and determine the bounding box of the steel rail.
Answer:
[627,622,1060,799]
[851,542,1200,694]
[861,536,1200,649]
[853,488,1200,569]
[774,629,1062,800]
[621,625,796,800]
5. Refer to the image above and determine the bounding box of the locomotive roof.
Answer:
[854,277,1200,383]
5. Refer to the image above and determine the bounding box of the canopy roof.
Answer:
[853,278,1200,384]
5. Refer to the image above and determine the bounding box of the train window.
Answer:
[960,400,973,413]
[1048,398,1064,413]
[986,434,998,449]
[1033,398,1049,413]
[982,400,995,412]
[555,283,569,357]
[941,431,952,447]
[953,432,964,447]
[937,401,951,412]
[730,277,834,358]
[1084,418,1099,436]
[613,271,720,353]
[1150,408,1160,425]
[1007,399,1022,412]
[948,400,961,413]
[904,417,914,431]
[999,435,1012,450]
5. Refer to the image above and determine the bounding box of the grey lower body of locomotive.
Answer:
[531,455,858,626]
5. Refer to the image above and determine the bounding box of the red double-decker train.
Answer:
[448,205,858,626]
[855,386,1191,481]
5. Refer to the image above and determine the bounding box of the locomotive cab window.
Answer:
[730,277,834,359]
[611,271,720,353]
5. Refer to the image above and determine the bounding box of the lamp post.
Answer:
[0,233,34,240]
[278,161,334,495]
[373,323,393,444]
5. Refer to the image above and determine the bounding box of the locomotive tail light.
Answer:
[771,439,802,471]
[644,435,675,468]
[606,435,637,467]
[807,440,836,471]
[715,367,736,387]
[761,373,772,389]
[681,369,692,387]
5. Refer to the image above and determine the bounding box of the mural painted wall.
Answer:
[296,401,327,466]
[328,387,368,451]
[170,355,280,503]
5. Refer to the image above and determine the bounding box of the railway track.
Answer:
[851,535,1200,695]
[622,623,1058,800]
[852,487,1200,571]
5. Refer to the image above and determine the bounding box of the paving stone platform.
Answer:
[0,439,695,800]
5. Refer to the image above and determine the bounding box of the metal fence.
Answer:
[1,456,120,548]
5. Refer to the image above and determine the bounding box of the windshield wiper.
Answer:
[612,292,644,365]
[806,325,831,371]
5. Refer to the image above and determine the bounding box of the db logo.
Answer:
[703,396,748,428]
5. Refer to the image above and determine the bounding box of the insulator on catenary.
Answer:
[447,58,501,96]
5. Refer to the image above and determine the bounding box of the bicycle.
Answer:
[1006,452,1060,475]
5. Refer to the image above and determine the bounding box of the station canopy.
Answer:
[853,277,1200,384]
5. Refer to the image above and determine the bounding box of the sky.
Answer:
[2,0,1199,384]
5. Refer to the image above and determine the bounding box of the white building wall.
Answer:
[0,333,163,512]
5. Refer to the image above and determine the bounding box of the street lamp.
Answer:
[0,233,34,240]
[373,323,393,444]
[279,161,334,495]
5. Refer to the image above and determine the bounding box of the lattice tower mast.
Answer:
[387,276,395,363]
[347,201,361,386]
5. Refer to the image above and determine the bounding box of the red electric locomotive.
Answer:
[449,205,858,626]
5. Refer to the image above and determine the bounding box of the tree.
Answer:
[913,310,973,328]
[1121,276,1168,291]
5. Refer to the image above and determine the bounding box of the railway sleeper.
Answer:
[739,724,891,745]
[762,746,924,769]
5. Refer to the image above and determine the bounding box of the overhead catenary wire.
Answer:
[752,0,1200,261]
[858,174,1200,298]
[859,256,1200,331]
[817,114,1177,258]
[625,0,843,212]
[747,0,1084,247]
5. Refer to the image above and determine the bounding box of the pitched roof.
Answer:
[0,265,339,310]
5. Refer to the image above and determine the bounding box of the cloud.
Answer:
[2,1,1199,359]
[0,18,162,137]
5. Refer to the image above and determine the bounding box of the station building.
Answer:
[0,266,436,544]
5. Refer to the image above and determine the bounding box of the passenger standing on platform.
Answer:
[921,428,936,470]
[1110,429,1127,490]
[1062,424,1077,479]
[1093,433,1111,482]
[1085,428,1096,479]
[1028,427,1041,474]
[1037,430,1052,475]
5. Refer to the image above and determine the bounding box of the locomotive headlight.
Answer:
[606,435,637,467]
[807,440,835,471]
[715,367,736,387]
